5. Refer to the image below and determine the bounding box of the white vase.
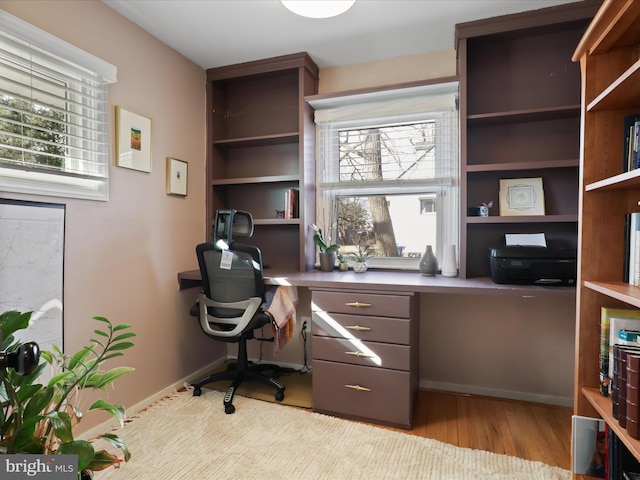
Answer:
[441,244,458,277]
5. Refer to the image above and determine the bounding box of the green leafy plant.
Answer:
[310,224,339,253]
[337,254,348,264]
[0,310,135,478]
[349,245,377,263]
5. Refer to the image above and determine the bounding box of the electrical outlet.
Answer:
[301,316,312,333]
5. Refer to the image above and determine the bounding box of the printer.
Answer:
[489,245,577,286]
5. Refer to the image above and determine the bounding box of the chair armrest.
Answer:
[198,294,263,338]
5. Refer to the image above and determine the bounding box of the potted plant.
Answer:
[310,224,339,272]
[349,246,377,273]
[337,254,349,272]
[0,310,135,479]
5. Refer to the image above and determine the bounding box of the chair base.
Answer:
[192,338,285,414]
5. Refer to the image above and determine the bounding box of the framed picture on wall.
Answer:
[166,157,188,196]
[115,106,152,172]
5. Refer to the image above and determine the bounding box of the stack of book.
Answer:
[625,212,640,286]
[283,188,299,219]
[623,114,640,173]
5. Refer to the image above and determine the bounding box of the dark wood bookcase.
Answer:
[456,1,600,279]
[572,0,640,469]
[205,52,319,272]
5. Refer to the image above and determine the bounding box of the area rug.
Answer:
[96,389,570,480]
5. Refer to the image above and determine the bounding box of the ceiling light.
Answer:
[281,1,356,19]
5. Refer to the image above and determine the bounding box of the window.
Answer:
[310,81,459,269]
[0,11,117,201]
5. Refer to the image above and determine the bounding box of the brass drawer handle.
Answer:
[345,384,371,392]
[345,325,371,331]
[345,301,371,308]
[345,351,373,358]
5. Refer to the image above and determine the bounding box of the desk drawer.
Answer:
[311,312,410,345]
[312,290,412,318]
[313,336,410,371]
[312,360,413,429]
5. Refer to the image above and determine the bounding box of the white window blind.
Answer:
[0,11,117,201]
[309,81,459,269]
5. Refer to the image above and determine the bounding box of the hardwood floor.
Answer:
[383,389,573,470]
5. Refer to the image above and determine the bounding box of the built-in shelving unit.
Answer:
[455,2,600,279]
[205,52,319,272]
[573,0,640,472]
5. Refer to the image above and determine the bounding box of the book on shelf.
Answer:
[601,308,640,397]
[628,353,640,440]
[623,115,640,173]
[626,213,640,287]
[607,426,640,480]
[283,188,299,219]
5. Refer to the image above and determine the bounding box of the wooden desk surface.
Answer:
[177,269,575,298]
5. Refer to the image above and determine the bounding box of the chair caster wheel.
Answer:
[193,387,202,397]
[225,404,235,414]
[275,391,284,402]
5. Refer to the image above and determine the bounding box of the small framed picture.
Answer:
[115,106,152,172]
[499,177,545,216]
[166,157,188,196]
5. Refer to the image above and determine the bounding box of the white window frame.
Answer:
[310,81,459,270]
[0,11,117,201]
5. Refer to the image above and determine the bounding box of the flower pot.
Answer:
[353,261,368,273]
[318,252,336,272]
[339,262,348,272]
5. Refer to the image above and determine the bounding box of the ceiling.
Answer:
[103,0,582,70]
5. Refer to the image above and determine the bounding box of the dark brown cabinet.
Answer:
[205,52,319,272]
[310,288,419,429]
[456,2,599,279]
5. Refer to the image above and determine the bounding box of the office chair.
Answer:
[191,209,285,414]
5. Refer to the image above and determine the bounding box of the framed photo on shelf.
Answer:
[166,157,188,196]
[499,177,545,216]
[115,106,152,172]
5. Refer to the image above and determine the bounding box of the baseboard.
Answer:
[421,380,573,407]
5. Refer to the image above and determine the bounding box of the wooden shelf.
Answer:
[253,218,300,226]
[575,0,640,470]
[212,174,299,186]
[466,214,578,224]
[213,132,299,148]
[467,104,580,125]
[456,4,592,279]
[583,387,640,461]
[205,52,318,272]
[466,159,578,172]
[588,58,640,112]
[586,168,640,191]
[584,280,640,309]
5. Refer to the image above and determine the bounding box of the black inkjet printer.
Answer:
[489,245,577,285]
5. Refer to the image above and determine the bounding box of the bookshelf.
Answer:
[205,52,318,272]
[455,2,600,279]
[573,0,640,471]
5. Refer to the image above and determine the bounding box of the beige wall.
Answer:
[2,0,216,430]
[318,49,457,94]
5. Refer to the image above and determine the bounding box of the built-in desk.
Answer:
[178,269,575,428]
[177,269,575,298]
